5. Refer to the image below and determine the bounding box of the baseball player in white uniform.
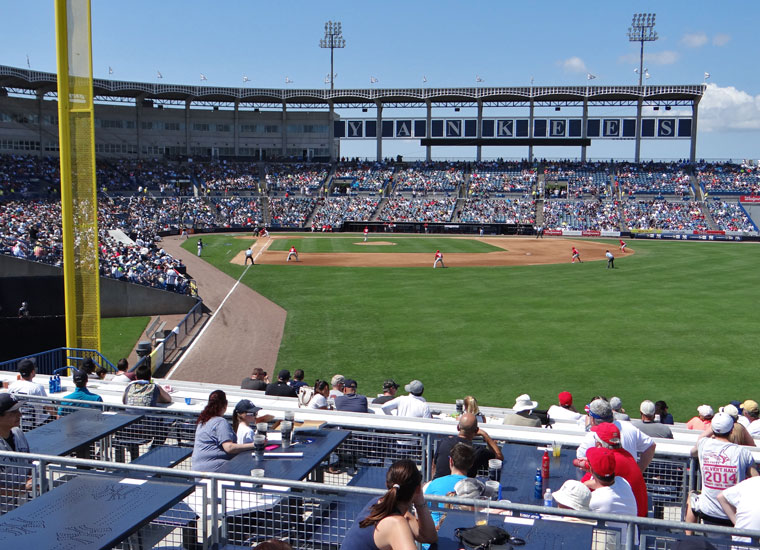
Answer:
[287,246,299,262]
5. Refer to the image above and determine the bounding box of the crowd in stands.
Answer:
[696,161,760,195]
[621,199,708,231]
[194,161,261,192]
[332,161,394,192]
[459,198,535,224]
[468,161,536,196]
[210,197,263,227]
[269,196,317,227]
[310,196,380,229]
[544,161,611,198]
[392,162,463,194]
[706,200,758,232]
[377,197,456,223]
[615,162,693,196]
[265,163,328,194]
[543,200,621,231]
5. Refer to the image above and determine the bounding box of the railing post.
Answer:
[37,458,48,494]
[210,479,220,546]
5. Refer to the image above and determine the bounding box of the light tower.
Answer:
[627,13,658,86]
[319,20,345,91]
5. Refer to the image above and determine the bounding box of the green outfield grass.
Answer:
[184,235,760,422]
[267,236,503,253]
[101,316,150,367]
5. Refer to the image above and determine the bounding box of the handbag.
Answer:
[454,525,525,550]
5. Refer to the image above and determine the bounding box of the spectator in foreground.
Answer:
[685,412,758,532]
[585,447,637,541]
[334,379,370,413]
[632,400,673,439]
[423,443,475,525]
[241,368,268,391]
[380,380,431,418]
[8,358,53,427]
[552,479,592,513]
[718,476,760,545]
[372,379,399,405]
[547,391,582,422]
[432,412,503,479]
[289,369,307,392]
[231,399,276,444]
[307,380,330,410]
[122,364,172,406]
[0,394,32,511]
[58,370,103,416]
[503,394,541,427]
[686,405,713,431]
[340,459,437,549]
[264,369,297,398]
[191,390,256,472]
[329,375,345,399]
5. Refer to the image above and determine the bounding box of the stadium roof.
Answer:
[0,65,705,109]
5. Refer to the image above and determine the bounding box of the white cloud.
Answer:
[699,84,760,131]
[712,33,731,46]
[560,56,587,74]
[618,50,680,66]
[681,32,708,48]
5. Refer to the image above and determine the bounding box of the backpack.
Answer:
[454,525,525,550]
[298,385,315,408]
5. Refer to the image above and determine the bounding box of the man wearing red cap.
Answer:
[547,391,582,422]
[580,423,648,517]
[585,447,637,541]
[433,250,445,269]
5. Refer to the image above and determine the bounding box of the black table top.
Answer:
[220,429,349,480]
[26,410,145,456]
[499,443,583,504]
[434,511,594,550]
[0,474,194,550]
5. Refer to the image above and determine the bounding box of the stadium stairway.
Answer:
[452,197,466,222]
[534,198,545,227]
[699,202,720,230]
[369,197,388,221]
[303,198,320,229]
[261,195,271,225]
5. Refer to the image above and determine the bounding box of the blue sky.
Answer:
[2,1,758,161]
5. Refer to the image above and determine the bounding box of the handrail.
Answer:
[0,347,116,374]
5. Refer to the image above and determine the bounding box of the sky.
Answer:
[2,1,759,162]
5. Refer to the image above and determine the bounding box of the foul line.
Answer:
[165,262,252,379]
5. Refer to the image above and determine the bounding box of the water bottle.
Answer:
[49,376,55,394]
[55,374,61,393]
[533,468,542,499]
[543,488,553,507]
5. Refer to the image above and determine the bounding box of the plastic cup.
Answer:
[256,422,268,436]
[184,397,193,406]
[488,459,502,482]
[455,399,464,415]
[280,421,293,449]
[485,480,501,500]
[251,468,265,478]
[253,434,266,458]
[552,441,562,458]
[474,497,490,526]
[284,411,295,422]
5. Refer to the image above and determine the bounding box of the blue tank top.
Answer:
[340,497,402,550]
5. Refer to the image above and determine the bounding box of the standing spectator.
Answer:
[685,412,758,530]
[585,447,637,541]
[432,412,503,479]
[632,400,673,439]
[372,379,399,405]
[655,400,674,424]
[289,369,308,392]
[381,380,431,418]
[264,369,298,398]
[686,405,714,431]
[610,397,630,421]
[8,359,53,427]
[58,370,103,416]
[334,379,369,413]
[241,368,269,391]
[329,375,345,400]
[504,394,542,427]
[547,391,583,422]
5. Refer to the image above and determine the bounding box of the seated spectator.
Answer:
[372,379,399,405]
[585,447,637,541]
[289,369,307,392]
[715,404,755,447]
[686,404,713,431]
[307,380,330,410]
[547,391,582,422]
[265,369,298,398]
[685,412,758,531]
[329,374,345,399]
[632,400,673,439]
[551,479,592,515]
[79,357,99,380]
[8,358,53,426]
[111,358,135,384]
[231,399,276,444]
[340,459,437,549]
[191,390,256,472]
[58,370,103,416]
[654,400,674,424]
[423,443,475,525]
[122,364,172,406]
[432,412,503,479]
[504,394,541,427]
[241,368,269,391]
[0,394,32,512]
[718,476,760,546]
[463,395,485,423]
[380,380,431,418]
[334,379,369,413]
[740,400,760,437]
[610,397,630,421]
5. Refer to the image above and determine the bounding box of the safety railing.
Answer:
[0,347,115,375]
[1,449,759,550]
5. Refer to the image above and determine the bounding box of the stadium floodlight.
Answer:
[627,12,658,86]
[319,20,346,91]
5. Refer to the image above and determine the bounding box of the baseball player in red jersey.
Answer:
[363,226,369,242]
[287,246,299,262]
[572,246,582,263]
[619,239,627,253]
[433,250,445,269]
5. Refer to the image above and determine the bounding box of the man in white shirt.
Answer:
[586,447,637,543]
[740,400,760,437]
[380,380,431,418]
[8,359,53,427]
[576,398,655,472]
[547,391,583,422]
[718,476,760,545]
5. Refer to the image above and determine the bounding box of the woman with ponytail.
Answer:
[341,459,437,550]
[191,390,256,472]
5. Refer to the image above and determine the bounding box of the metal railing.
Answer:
[0,347,115,375]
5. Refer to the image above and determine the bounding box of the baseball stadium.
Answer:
[1,3,759,549]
